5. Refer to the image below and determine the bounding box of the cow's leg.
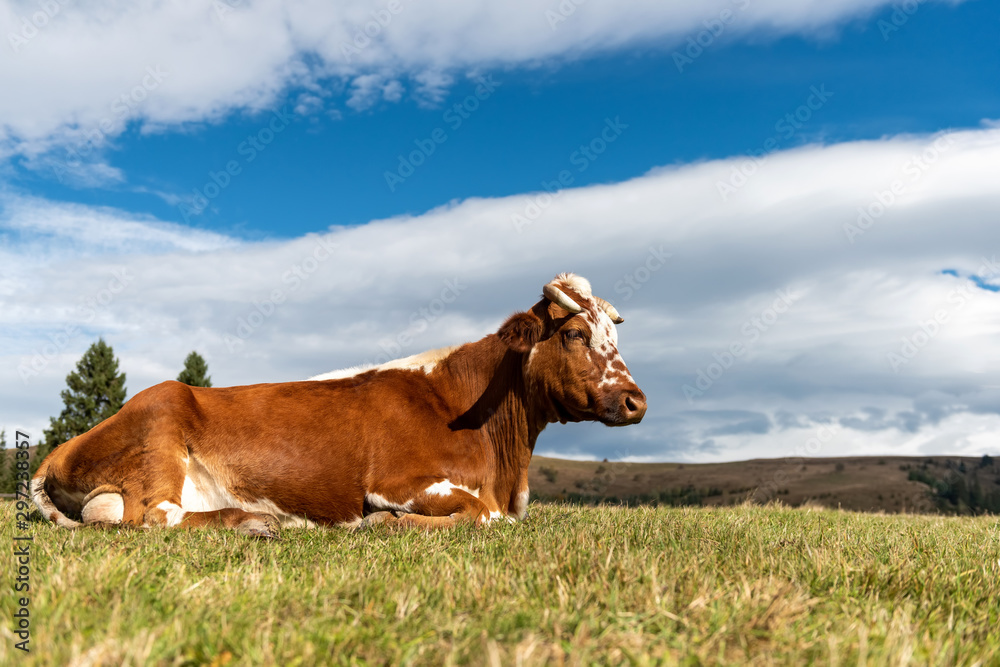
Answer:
[80,488,277,537]
[359,488,493,530]
[397,490,493,528]
[144,502,280,538]
[119,435,280,537]
[180,508,280,538]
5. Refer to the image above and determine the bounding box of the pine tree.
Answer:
[40,339,127,458]
[970,476,984,514]
[177,351,212,387]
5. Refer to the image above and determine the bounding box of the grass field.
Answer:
[1,500,998,666]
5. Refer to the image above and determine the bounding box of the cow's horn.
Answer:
[595,297,624,324]
[543,284,583,314]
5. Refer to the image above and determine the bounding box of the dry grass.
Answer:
[1,500,997,665]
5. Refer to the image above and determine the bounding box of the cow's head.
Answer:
[498,273,647,427]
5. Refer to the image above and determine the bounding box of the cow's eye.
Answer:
[564,329,584,341]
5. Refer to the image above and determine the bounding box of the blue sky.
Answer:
[7,0,997,239]
[2,0,999,462]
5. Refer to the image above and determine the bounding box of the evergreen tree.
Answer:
[41,339,127,457]
[177,351,212,387]
[970,476,984,514]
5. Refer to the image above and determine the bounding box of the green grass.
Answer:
[1,501,998,666]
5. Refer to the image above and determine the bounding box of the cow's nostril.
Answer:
[621,392,647,423]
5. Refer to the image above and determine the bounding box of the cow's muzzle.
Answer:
[605,388,647,426]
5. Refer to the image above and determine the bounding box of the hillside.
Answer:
[528,454,1000,515]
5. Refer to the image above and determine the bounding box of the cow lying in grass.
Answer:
[32,273,646,537]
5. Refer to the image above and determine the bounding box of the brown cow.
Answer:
[31,273,646,536]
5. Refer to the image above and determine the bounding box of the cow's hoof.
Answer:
[356,511,399,531]
[238,513,280,539]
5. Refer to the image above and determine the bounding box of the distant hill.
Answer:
[528,454,1000,515]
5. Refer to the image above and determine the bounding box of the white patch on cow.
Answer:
[513,489,530,519]
[425,481,453,496]
[554,272,593,299]
[485,510,517,525]
[156,501,188,527]
[308,345,460,381]
[247,497,319,529]
[424,480,480,498]
[587,308,618,352]
[81,493,124,524]
[180,465,237,513]
[308,364,373,381]
[597,372,618,388]
[582,306,635,391]
[365,492,414,513]
[378,346,459,374]
[179,457,317,528]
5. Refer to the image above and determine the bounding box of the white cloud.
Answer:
[345,73,396,110]
[16,154,125,189]
[412,70,453,108]
[293,92,325,116]
[382,79,404,104]
[3,124,1000,461]
[0,0,963,158]
[0,193,237,258]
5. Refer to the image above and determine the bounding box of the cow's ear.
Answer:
[497,311,543,353]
